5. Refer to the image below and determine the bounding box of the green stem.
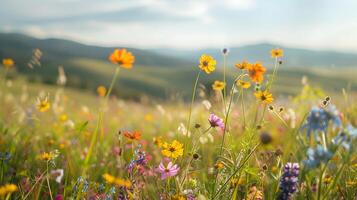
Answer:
[213,74,245,195]
[241,89,246,130]
[185,71,201,140]
[46,162,53,200]
[105,67,121,103]
[317,163,328,200]
[213,143,260,199]
[223,55,227,110]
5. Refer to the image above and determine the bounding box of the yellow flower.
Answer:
[2,58,14,69]
[144,113,153,121]
[109,49,135,69]
[171,194,185,200]
[0,184,17,196]
[323,176,332,184]
[198,54,216,74]
[254,90,274,104]
[230,178,245,188]
[38,151,56,161]
[97,86,107,97]
[214,161,224,170]
[271,48,283,58]
[103,173,132,188]
[161,140,184,159]
[235,61,251,70]
[248,62,266,83]
[36,96,50,112]
[346,180,356,186]
[236,80,251,89]
[153,136,163,147]
[59,114,68,122]
[212,81,225,91]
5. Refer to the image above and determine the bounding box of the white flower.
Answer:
[51,169,64,183]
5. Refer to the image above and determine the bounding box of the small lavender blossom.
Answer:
[304,145,332,169]
[157,162,180,180]
[128,150,147,172]
[278,163,299,200]
[208,113,225,130]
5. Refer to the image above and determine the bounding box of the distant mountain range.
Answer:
[0,32,356,99]
[152,44,357,68]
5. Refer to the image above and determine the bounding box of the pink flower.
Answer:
[208,113,225,130]
[157,162,180,180]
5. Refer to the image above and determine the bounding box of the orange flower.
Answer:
[247,62,266,83]
[97,86,107,97]
[123,131,141,141]
[235,61,251,70]
[109,49,135,69]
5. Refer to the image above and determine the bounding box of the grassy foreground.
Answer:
[0,49,357,200]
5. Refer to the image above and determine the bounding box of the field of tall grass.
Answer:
[0,48,356,200]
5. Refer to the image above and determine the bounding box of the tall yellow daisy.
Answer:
[270,48,283,58]
[161,140,184,159]
[254,90,274,104]
[236,80,251,89]
[212,80,225,91]
[198,54,216,74]
[36,96,51,112]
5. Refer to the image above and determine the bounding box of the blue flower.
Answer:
[304,145,332,169]
[332,124,357,151]
[278,162,300,200]
[301,105,342,138]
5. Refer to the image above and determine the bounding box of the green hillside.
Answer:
[1,33,357,100]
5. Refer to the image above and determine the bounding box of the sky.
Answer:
[1,0,357,51]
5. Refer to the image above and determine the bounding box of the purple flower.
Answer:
[208,113,225,130]
[156,162,180,180]
[278,162,299,200]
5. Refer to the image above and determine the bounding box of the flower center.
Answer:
[169,147,176,152]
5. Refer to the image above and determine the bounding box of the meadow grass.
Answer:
[0,49,356,200]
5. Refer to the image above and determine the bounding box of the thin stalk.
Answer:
[213,74,245,194]
[186,71,201,134]
[185,70,201,145]
[46,162,54,200]
[317,163,328,200]
[213,143,260,199]
[241,89,246,130]
[259,57,279,125]
[223,54,227,110]
[105,67,121,103]
[23,171,46,200]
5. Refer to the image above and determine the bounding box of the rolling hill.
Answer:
[1,32,357,100]
[152,44,357,68]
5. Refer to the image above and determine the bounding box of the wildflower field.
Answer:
[0,48,357,200]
